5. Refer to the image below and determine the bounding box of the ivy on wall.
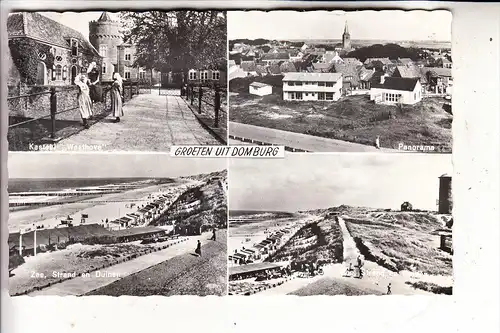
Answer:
[9,39,55,85]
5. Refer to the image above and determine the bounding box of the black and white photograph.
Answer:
[7,153,228,296]
[228,154,453,295]
[6,10,227,152]
[228,10,452,153]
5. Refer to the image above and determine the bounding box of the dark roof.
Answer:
[262,52,290,61]
[98,12,114,22]
[7,12,100,56]
[229,262,282,276]
[333,63,361,86]
[372,77,420,92]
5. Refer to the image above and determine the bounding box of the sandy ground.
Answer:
[252,216,452,296]
[53,93,219,152]
[85,230,227,296]
[229,215,311,254]
[8,180,197,233]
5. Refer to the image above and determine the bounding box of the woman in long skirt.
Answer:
[111,72,124,123]
[87,62,103,104]
[74,73,93,129]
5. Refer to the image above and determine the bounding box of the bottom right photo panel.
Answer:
[228,153,453,296]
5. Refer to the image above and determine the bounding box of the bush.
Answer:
[8,122,48,151]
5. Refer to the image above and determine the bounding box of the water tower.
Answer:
[438,174,452,214]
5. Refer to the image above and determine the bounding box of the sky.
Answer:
[40,11,121,42]
[8,153,227,179]
[228,10,451,41]
[229,154,452,212]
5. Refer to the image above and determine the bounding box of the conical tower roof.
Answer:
[98,12,113,22]
[344,21,349,35]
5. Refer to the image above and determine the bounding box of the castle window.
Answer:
[125,54,131,61]
[99,45,108,57]
[125,71,131,79]
[71,39,79,56]
[55,65,62,81]
[55,55,63,62]
[38,52,46,60]
[62,66,68,80]
[212,71,220,80]
[140,71,145,79]
[102,63,106,74]
[189,71,197,80]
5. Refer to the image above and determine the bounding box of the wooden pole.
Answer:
[50,87,57,139]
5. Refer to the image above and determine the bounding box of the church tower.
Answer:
[89,12,122,81]
[342,21,351,50]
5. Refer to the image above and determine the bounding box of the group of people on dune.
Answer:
[74,62,124,129]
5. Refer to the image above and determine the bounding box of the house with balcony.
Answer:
[282,72,343,101]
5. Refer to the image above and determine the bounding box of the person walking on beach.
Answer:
[387,283,392,295]
[195,240,202,257]
[111,72,124,123]
[74,73,93,129]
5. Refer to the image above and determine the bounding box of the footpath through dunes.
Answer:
[253,207,452,295]
[52,92,219,152]
[229,122,390,152]
[86,230,227,296]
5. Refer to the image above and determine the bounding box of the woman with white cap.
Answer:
[111,72,124,123]
[74,73,93,129]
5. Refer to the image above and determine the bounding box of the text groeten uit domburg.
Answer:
[171,145,285,158]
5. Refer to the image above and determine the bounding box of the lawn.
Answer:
[85,230,227,296]
[229,90,452,151]
[343,211,453,276]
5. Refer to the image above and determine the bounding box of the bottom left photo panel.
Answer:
[7,153,228,297]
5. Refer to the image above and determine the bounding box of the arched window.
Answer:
[36,62,47,85]
[55,65,62,81]
[62,66,68,80]
[102,63,107,74]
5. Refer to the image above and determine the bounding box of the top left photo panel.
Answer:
[6,10,228,152]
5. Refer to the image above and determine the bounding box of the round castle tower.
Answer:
[89,12,122,81]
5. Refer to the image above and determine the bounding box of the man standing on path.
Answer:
[210,228,217,241]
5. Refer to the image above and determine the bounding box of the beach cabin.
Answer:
[249,82,272,96]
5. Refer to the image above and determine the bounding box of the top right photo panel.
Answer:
[228,10,452,153]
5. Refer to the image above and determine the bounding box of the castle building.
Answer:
[7,12,101,86]
[89,12,160,83]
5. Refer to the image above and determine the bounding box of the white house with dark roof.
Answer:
[282,72,343,101]
[370,76,422,105]
[249,81,272,96]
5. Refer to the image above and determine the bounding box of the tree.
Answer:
[120,11,227,74]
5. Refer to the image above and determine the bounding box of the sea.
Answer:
[8,178,174,193]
